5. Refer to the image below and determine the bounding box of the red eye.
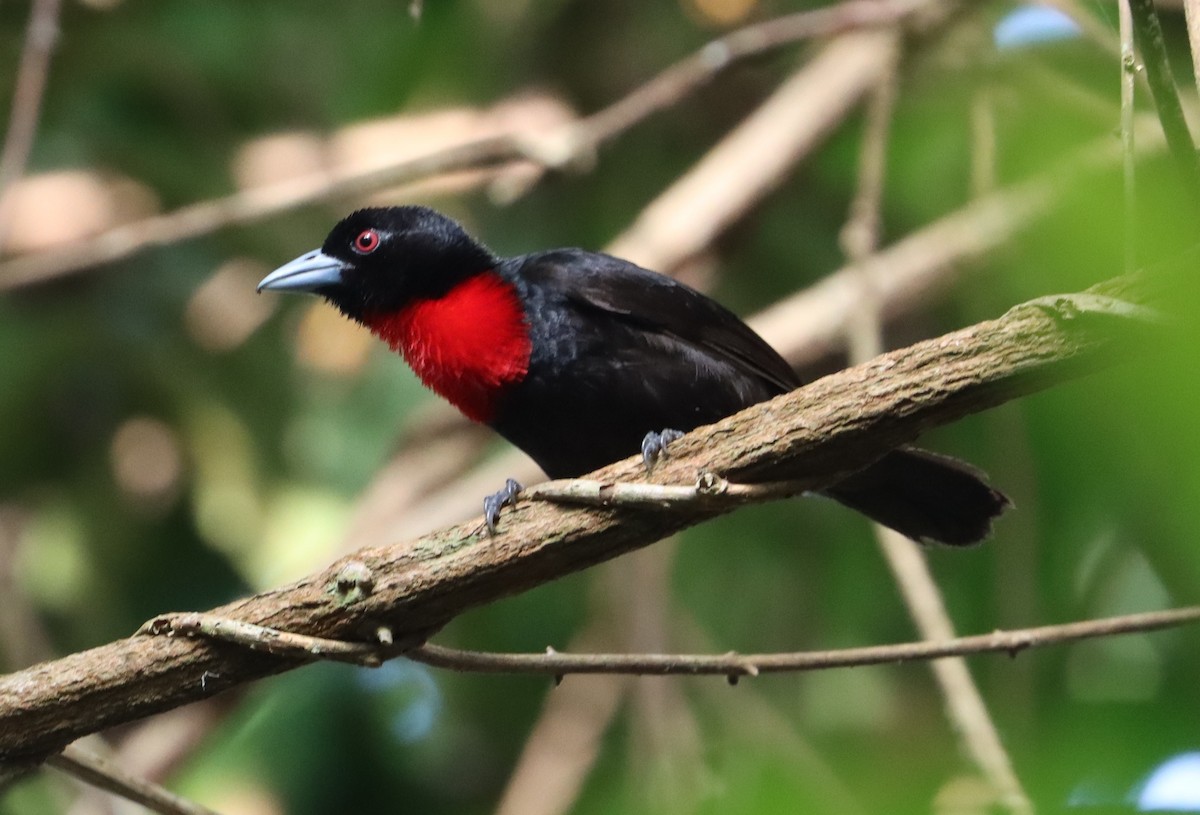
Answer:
[353,228,380,254]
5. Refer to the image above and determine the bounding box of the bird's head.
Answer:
[257,206,498,322]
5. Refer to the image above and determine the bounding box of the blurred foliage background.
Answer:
[2,0,1200,813]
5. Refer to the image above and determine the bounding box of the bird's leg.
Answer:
[641,428,684,473]
[483,478,523,534]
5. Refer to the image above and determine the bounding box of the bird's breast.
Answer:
[364,272,532,423]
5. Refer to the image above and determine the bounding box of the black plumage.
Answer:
[259,206,1010,545]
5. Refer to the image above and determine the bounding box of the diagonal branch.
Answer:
[0,282,1155,765]
[46,745,219,815]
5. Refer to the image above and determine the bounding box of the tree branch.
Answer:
[407,606,1200,677]
[141,602,1200,680]
[0,0,943,293]
[0,281,1155,765]
[46,745,219,815]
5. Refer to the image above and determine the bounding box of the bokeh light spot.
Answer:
[110,416,184,508]
[1135,752,1200,812]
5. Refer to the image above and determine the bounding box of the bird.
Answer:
[257,205,1009,545]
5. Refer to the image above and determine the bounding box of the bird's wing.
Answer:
[516,250,802,394]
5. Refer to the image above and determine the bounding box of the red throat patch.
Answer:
[364,272,532,423]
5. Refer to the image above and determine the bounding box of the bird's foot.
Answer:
[483,478,523,535]
[641,428,684,473]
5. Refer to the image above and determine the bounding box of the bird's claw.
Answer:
[483,478,523,535]
[641,428,684,473]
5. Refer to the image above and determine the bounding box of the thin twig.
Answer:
[583,0,937,146]
[137,612,400,668]
[0,0,939,293]
[522,474,811,509]
[839,38,898,264]
[1127,0,1200,196]
[137,604,1200,679]
[407,606,1200,676]
[0,0,63,252]
[840,32,899,361]
[46,745,221,815]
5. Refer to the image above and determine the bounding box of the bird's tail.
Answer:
[823,448,1010,546]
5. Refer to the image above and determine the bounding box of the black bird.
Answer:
[258,206,1009,544]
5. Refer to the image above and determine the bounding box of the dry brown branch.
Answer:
[493,667,626,815]
[123,601,1200,679]
[408,606,1200,677]
[0,281,1152,765]
[340,416,492,548]
[0,0,941,293]
[46,745,219,815]
[606,28,898,269]
[580,0,940,150]
[840,32,898,361]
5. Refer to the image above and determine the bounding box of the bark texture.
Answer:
[0,285,1148,765]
